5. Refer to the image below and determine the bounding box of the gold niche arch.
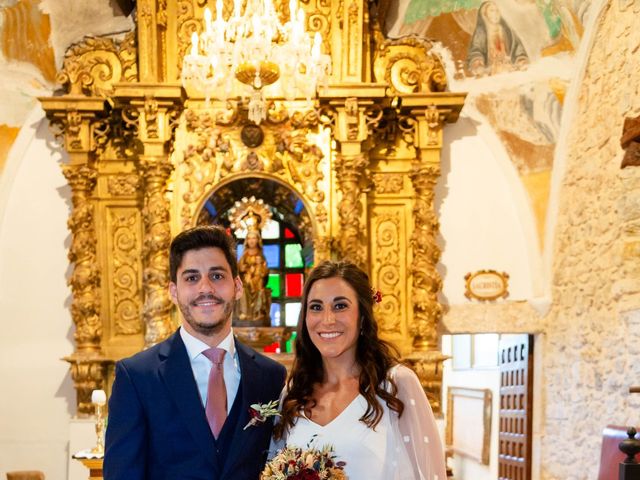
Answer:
[39,0,465,416]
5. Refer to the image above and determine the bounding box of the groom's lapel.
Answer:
[158,331,218,471]
[222,339,264,475]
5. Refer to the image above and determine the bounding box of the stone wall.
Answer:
[536,2,640,478]
[442,2,640,478]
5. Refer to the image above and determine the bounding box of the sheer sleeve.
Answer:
[267,386,288,459]
[390,365,447,480]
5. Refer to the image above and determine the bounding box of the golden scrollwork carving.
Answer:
[109,209,143,335]
[344,97,360,140]
[63,164,102,352]
[373,36,448,95]
[107,174,140,196]
[372,213,402,334]
[140,159,176,346]
[276,131,325,202]
[409,162,442,351]
[180,107,326,227]
[335,153,368,267]
[67,356,110,416]
[144,96,160,139]
[57,31,137,96]
[372,173,403,194]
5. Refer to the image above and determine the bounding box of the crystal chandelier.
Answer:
[181,0,331,124]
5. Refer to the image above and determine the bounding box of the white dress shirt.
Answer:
[180,327,241,413]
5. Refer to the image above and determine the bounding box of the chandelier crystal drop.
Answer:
[181,0,331,124]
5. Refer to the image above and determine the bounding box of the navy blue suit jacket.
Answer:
[104,329,286,480]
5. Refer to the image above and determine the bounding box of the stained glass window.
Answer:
[267,274,281,298]
[270,303,281,327]
[285,273,303,297]
[235,216,306,328]
[263,244,280,268]
[285,302,302,327]
[285,243,303,268]
[262,219,280,239]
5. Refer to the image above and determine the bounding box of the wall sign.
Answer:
[464,270,509,301]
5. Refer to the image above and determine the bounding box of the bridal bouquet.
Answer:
[260,443,347,480]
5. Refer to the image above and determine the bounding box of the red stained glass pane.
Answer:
[285,273,303,297]
[284,228,295,239]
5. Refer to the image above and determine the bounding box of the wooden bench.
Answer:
[598,425,639,480]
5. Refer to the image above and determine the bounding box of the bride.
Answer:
[272,260,446,480]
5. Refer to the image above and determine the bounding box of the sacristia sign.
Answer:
[464,270,509,301]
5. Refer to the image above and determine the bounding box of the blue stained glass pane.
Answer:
[270,303,281,327]
[263,244,280,268]
[294,199,304,215]
[205,200,218,217]
[285,302,301,327]
[236,243,244,260]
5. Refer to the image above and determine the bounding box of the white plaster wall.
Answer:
[0,106,74,479]
[437,115,541,304]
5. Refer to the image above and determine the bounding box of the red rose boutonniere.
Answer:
[243,399,280,430]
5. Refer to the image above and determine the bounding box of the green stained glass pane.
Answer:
[285,243,303,268]
[267,274,281,298]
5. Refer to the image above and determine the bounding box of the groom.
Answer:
[104,225,287,480]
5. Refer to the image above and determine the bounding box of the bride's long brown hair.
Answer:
[274,260,404,439]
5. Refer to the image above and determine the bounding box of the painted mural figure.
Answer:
[467,1,529,76]
[235,228,271,326]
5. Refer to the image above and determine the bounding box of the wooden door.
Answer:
[498,335,533,480]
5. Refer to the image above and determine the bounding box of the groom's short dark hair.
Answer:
[169,225,238,282]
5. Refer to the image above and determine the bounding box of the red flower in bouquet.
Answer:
[289,469,320,480]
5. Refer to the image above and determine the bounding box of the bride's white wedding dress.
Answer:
[275,365,446,480]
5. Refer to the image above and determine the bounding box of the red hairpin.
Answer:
[372,290,382,304]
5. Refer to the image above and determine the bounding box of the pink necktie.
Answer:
[202,348,227,439]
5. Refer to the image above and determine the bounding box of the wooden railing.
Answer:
[619,386,640,480]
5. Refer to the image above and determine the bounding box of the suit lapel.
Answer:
[221,339,264,476]
[158,331,218,471]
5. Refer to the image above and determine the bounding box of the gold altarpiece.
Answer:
[39,0,465,417]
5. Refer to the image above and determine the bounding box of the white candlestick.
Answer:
[91,389,106,406]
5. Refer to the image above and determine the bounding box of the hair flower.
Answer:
[372,289,382,304]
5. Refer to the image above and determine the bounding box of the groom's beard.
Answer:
[178,292,236,337]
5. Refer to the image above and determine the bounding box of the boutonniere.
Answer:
[243,399,280,430]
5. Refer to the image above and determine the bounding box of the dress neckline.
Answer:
[301,394,363,429]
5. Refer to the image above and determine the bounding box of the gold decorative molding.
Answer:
[57,32,137,96]
[108,209,143,335]
[139,158,176,346]
[371,211,402,335]
[409,160,442,351]
[107,174,140,196]
[63,164,102,352]
[373,36,447,95]
[65,355,111,416]
[335,153,368,267]
[372,172,403,194]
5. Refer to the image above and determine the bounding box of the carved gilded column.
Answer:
[64,164,101,351]
[327,96,379,267]
[39,97,112,414]
[114,85,185,347]
[334,152,368,267]
[403,104,455,414]
[139,156,175,346]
